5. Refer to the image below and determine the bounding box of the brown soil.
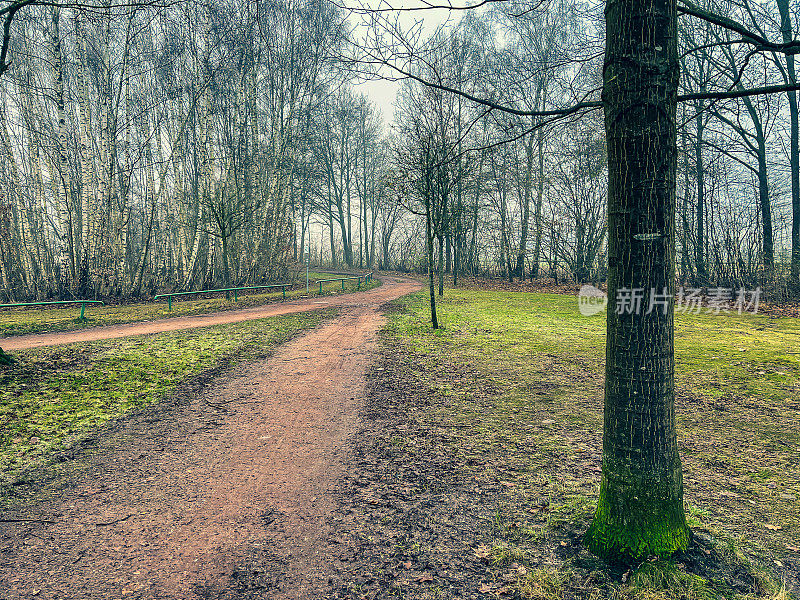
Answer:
[1,280,401,352]
[0,276,420,600]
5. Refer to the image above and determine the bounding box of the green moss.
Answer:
[620,560,716,600]
[585,460,691,562]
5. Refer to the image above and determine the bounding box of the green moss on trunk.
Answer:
[586,457,690,561]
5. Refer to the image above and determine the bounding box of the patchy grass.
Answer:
[0,308,335,493]
[352,288,798,600]
[0,275,377,337]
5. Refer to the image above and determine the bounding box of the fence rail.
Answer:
[316,272,373,294]
[154,284,290,311]
[0,273,376,323]
[0,299,105,321]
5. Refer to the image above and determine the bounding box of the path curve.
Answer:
[0,275,421,599]
[2,276,414,351]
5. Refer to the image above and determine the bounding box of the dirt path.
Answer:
[0,276,420,600]
[1,277,415,351]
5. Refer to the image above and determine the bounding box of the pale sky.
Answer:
[347,1,474,127]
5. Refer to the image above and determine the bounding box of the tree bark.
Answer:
[437,234,444,296]
[777,0,800,284]
[695,102,707,286]
[585,0,690,562]
[532,131,545,279]
[515,133,534,279]
[51,7,73,292]
[425,193,439,329]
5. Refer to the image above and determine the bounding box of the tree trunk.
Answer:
[426,196,439,329]
[585,0,690,562]
[532,131,545,279]
[75,13,94,294]
[680,108,692,283]
[515,134,534,279]
[777,0,800,284]
[0,100,31,294]
[438,234,444,296]
[695,104,707,286]
[51,7,73,293]
[740,96,774,276]
[756,147,773,274]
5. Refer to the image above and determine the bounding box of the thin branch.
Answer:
[678,0,800,55]
[678,82,800,102]
[0,0,181,17]
[329,0,512,14]
[376,57,602,116]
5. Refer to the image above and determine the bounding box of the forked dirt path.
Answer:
[2,277,414,351]
[0,276,421,600]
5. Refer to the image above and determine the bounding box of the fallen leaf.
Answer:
[500,481,515,488]
[621,569,631,583]
[479,583,492,594]
[764,524,782,531]
[786,545,799,552]
[416,572,434,583]
[497,586,511,596]
[475,545,490,561]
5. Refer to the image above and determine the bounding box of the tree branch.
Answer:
[0,0,182,77]
[678,0,800,55]
[329,0,514,14]
[678,82,800,102]
[376,57,602,117]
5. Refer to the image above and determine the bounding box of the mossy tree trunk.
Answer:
[584,0,690,562]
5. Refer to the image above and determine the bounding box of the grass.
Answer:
[382,288,799,600]
[0,308,336,493]
[0,273,378,337]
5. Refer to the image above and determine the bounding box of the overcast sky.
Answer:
[346,0,475,127]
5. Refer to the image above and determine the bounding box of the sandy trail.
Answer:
[0,276,421,600]
[1,277,412,351]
